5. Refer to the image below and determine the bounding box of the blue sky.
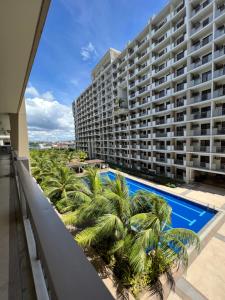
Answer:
[25,0,168,141]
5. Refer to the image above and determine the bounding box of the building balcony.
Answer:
[155,132,167,138]
[215,28,225,39]
[174,159,186,166]
[191,15,213,36]
[190,73,212,87]
[140,155,151,161]
[175,115,187,122]
[189,129,211,136]
[212,146,225,154]
[140,145,150,150]
[213,128,225,135]
[216,1,225,17]
[189,93,211,104]
[154,145,166,151]
[175,145,186,151]
[214,88,225,98]
[152,88,174,101]
[173,2,185,16]
[191,0,212,18]
[140,133,150,139]
[174,130,186,137]
[214,68,225,79]
[188,146,210,153]
[190,110,211,120]
[214,48,225,59]
[188,161,210,170]
[175,99,187,108]
[213,108,225,117]
[212,164,225,173]
[155,157,167,163]
[190,35,212,53]
[172,19,185,33]
[190,55,212,70]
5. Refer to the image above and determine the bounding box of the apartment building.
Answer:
[73,0,225,183]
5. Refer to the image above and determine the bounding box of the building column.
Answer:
[186,167,194,184]
[9,99,29,159]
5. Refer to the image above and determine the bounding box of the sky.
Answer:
[25,0,168,141]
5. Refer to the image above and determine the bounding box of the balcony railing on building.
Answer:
[191,0,212,18]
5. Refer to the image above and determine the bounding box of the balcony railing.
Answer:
[213,108,225,117]
[189,146,210,152]
[174,159,185,165]
[214,68,225,78]
[190,110,211,120]
[14,156,112,300]
[212,146,225,153]
[190,73,212,86]
[191,15,213,35]
[190,35,212,53]
[155,132,167,137]
[155,145,166,150]
[215,28,225,39]
[175,145,186,151]
[191,0,212,17]
[214,48,225,59]
[175,131,185,137]
[189,93,211,104]
[214,89,225,98]
[190,161,210,169]
[215,4,225,18]
[213,128,225,135]
[156,157,167,163]
[189,129,210,136]
[190,55,212,69]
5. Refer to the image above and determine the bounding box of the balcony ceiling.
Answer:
[0,0,50,114]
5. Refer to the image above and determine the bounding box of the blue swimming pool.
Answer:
[101,171,217,233]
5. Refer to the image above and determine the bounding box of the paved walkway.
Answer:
[0,153,11,299]
[0,151,35,300]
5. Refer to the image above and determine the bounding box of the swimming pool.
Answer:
[101,171,217,233]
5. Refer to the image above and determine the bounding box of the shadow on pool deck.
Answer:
[182,182,225,198]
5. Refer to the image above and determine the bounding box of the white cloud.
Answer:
[25,85,74,142]
[80,42,97,61]
[41,91,54,100]
[25,86,39,97]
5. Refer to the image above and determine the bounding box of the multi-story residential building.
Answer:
[73,0,225,183]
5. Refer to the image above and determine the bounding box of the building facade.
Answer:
[73,0,225,183]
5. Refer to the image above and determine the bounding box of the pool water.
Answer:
[101,171,217,233]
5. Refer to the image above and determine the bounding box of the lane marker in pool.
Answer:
[126,180,204,216]
[172,211,192,224]
[172,212,196,226]
[199,211,206,216]
[189,219,196,226]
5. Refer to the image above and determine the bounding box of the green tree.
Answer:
[43,166,83,204]
[75,174,200,299]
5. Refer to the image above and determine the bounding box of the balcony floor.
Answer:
[0,150,36,300]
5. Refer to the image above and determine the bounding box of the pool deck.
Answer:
[106,168,225,300]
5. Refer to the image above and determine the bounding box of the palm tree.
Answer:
[43,166,83,204]
[31,156,53,184]
[64,168,110,226]
[66,150,78,163]
[128,193,200,298]
[77,150,87,162]
[75,174,200,299]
